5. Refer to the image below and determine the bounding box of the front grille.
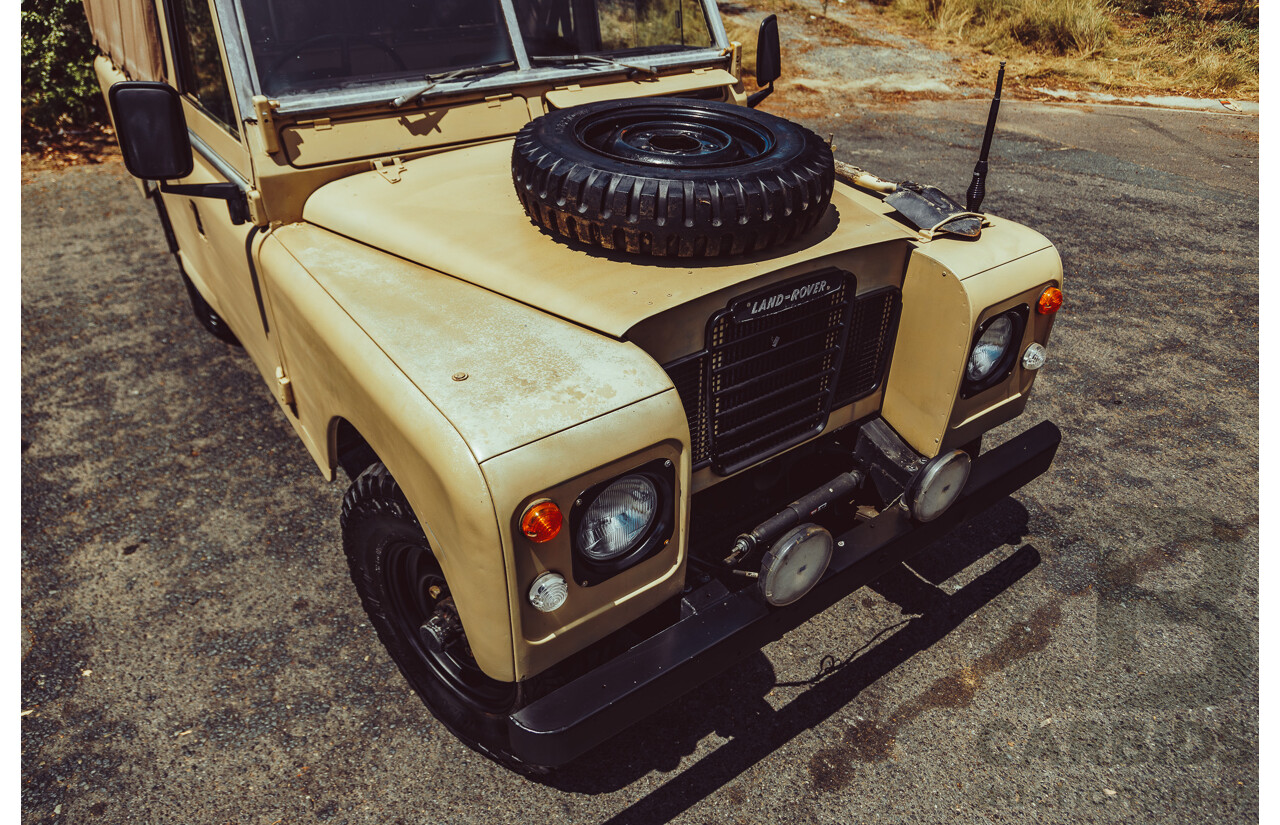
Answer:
[666,272,901,474]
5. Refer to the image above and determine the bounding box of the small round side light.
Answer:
[1038,286,1063,315]
[528,572,568,613]
[520,500,562,543]
[1022,343,1047,371]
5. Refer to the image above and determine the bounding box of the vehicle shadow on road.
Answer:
[537,500,1039,816]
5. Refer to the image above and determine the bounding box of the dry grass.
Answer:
[891,0,1112,56]
[723,16,761,74]
[883,0,1257,98]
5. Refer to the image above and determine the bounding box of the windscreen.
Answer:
[242,0,516,96]
[242,0,716,98]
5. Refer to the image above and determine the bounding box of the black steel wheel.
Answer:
[512,98,835,258]
[341,463,544,772]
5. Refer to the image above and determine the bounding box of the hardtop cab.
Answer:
[86,0,1063,772]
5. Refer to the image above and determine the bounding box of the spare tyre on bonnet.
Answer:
[85,0,1064,774]
[512,98,835,257]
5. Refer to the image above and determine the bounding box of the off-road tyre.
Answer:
[512,98,835,258]
[341,462,548,774]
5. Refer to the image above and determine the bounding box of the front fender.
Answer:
[260,225,677,681]
[882,216,1061,457]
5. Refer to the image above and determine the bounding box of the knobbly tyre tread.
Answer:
[340,463,550,776]
[511,99,835,258]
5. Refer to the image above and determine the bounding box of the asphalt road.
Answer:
[21,95,1258,824]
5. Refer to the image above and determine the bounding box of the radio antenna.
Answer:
[966,61,1006,214]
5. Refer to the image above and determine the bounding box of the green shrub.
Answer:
[21,0,103,139]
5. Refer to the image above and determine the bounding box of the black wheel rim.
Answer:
[574,105,776,168]
[383,540,515,711]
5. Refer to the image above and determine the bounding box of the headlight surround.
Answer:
[962,306,1028,397]
[570,458,676,585]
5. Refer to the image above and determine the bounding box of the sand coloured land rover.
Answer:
[84,0,1062,771]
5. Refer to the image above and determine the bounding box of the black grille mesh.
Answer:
[666,280,900,472]
[832,288,901,407]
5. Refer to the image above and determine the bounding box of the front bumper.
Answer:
[507,420,1061,767]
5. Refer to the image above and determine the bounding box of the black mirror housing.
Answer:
[108,81,194,180]
[749,15,781,108]
[755,15,781,87]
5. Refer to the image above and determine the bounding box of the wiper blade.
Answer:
[529,53,658,78]
[391,60,516,108]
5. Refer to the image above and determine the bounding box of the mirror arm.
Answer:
[747,83,774,108]
[158,181,249,226]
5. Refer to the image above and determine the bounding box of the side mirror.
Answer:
[108,81,194,180]
[748,15,781,108]
[107,81,250,225]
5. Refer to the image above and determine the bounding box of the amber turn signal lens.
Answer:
[1038,286,1063,315]
[520,500,562,543]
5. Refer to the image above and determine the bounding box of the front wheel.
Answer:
[340,463,545,772]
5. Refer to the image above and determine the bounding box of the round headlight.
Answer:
[967,314,1015,382]
[576,475,658,561]
[908,450,971,523]
[759,523,833,607]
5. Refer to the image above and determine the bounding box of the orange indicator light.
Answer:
[1038,286,1063,315]
[520,500,563,543]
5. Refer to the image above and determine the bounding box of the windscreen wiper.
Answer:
[391,60,517,108]
[529,53,658,78]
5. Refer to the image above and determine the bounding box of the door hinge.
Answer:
[484,93,514,107]
[275,366,295,409]
[252,95,281,155]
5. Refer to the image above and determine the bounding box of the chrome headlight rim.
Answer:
[569,458,676,585]
[961,304,1029,399]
